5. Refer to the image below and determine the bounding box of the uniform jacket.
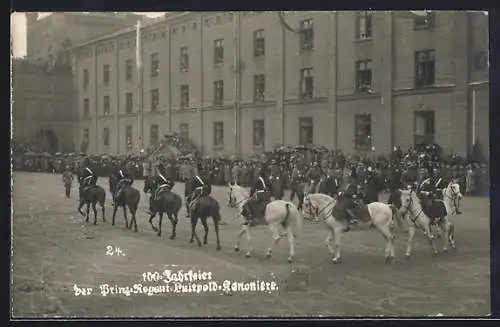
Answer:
[250,176,269,197]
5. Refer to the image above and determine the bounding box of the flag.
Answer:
[135,20,142,69]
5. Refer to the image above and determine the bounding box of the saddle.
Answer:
[332,198,370,224]
[242,197,270,226]
[421,199,447,222]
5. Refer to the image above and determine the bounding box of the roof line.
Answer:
[69,12,192,52]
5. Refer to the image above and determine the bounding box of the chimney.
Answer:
[25,12,39,27]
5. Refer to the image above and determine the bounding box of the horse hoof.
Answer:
[405,254,411,260]
[198,243,202,248]
[287,258,293,264]
[189,239,194,244]
[111,223,115,226]
[443,248,448,252]
[234,247,240,252]
[331,258,341,264]
[157,233,161,237]
[170,235,175,240]
[385,256,394,264]
[217,246,221,251]
[433,251,439,256]
[246,253,252,258]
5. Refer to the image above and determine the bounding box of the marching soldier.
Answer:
[62,165,74,198]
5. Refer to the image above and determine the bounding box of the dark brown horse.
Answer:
[109,175,141,232]
[78,184,106,225]
[189,194,222,251]
[143,177,182,239]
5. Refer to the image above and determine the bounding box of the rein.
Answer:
[401,191,423,223]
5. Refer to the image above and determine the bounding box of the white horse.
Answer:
[227,183,303,263]
[396,188,455,258]
[302,193,397,264]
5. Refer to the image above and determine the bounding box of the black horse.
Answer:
[143,177,182,239]
[78,183,106,225]
[109,175,141,232]
[188,194,222,251]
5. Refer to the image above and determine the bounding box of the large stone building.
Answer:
[13,12,144,153]
[26,12,142,65]
[71,11,489,158]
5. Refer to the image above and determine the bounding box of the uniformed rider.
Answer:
[145,163,175,216]
[78,157,98,193]
[305,161,321,194]
[418,166,445,204]
[114,160,134,201]
[190,164,211,204]
[242,169,270,221]
[339,181,359,231]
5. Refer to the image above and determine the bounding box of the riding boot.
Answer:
[455,199,462,214]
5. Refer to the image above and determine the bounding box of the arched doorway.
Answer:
[31,128,59,153]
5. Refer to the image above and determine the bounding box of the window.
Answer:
[355,60,373,91]
[356,11,373,40]
[125,125,133,149]
[414,12,435,29]
[180,46,189,71]
[214,122,224,146]
[150,124,159,146]
[354,114,372,150]
[214,80,224,105]
[415,50,435,87]
[253,74,265,102]
[180,123,189,145]
[299,117,313,145]
[300,68,314,99]
[103,64,110,85]
[83,128,89,142]
[151,53,159,77]
[125,92,133,114]
[214,39,224,65]
[414,111,435,146]
[83,98,90,117]
[151,89,159,111]
[103,96,110,116]
[103,127,109,146]
[125,59,133,81]
[180,85,189,108]
[300,19,314,51]
[253,30,265,57]
[253,119,265,146]
[83,69,89,89]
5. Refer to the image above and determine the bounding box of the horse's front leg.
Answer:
[332,224,344,264]
[214,218,221,251]
[112,204,118,226]
[130,207,138,232]
[167,213,177,239]
[85,203,90,223]
[325,229,335,257]
[148,213,158,232]
[423,222,438,255]
[441,218,452,252]
[201,218,209,245]
[285,225,295,263]
[78,200,85,217]
[405,223,417,259]
[234,225,247,252]
[157,213,163,237]
[92,203,98,225]
[244,224,254,258]
[122,206,129,229]
[265,224,282,259]
[190,216,202,247]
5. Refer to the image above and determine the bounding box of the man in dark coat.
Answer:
[242,169,271,222]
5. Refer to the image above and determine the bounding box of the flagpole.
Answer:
[135,20,143,153]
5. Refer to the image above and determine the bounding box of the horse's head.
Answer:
[445,181,462,200]
[398,188,416,217]
[302,193,332,222]
[227,182,246,208]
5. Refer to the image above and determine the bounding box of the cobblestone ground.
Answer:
[11,172,490,318]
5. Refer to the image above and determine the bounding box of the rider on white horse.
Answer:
[305,161,321,194]
[242,169,270,224]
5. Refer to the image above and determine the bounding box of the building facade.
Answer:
[12,59,75,152]
[26,12,142,65]
[71,11,489,158]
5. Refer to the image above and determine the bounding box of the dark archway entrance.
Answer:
[30,128,59,154]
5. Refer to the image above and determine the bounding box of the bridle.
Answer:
[399,190,423,223]
[228,186,250,207]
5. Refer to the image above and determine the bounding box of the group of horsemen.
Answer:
[70,155,462,227]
